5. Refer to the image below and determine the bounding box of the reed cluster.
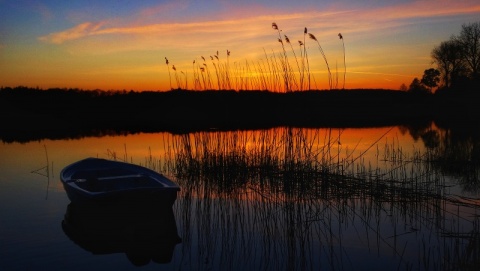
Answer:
[159,128,480,270]
[164,128,470,203]
[164,23,347,92]
[105,127,480,270]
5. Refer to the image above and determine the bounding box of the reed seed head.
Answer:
[165,57,169,65]
[172,65,176,71]
[304,27,307,34]
[308,33,317,41]
[338,33,343,39]
[278,38,283,44]
[298,40,303,46]
[227,50,230,56]
[272,22,278,30]
[284,35,290,44]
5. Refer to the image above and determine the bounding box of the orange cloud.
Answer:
[38,0,480,46]
[39,22,105,44]
[29,0,480,91]
[378,0,480,20]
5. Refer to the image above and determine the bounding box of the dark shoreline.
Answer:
[1,87,479,143]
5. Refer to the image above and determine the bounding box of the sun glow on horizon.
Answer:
[1,0,479,91]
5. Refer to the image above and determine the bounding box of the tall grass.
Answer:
[308,33,333,90]
[164,23,346,92]
[104,127,480,270]
[159,128,480,270]
[339,33,346,90]
[165,57,172,90]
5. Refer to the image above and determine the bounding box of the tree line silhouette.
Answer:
[0,85,478,143]
[408,21,480,94]
[1,22,479,142]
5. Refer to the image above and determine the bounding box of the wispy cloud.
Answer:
[38,0,479,45]
[39,22,105,44]
[349,71,416,78]
[378,0,480,20]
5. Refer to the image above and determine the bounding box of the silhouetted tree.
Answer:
[431,39,465,88]
[399,83,408,91]
[408,77,429,94]
[456,22,480,80]
[421,68,440,91]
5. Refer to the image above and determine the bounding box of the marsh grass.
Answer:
[165,23,345,92]
[308,33,333,90]
[165,128,479,270]
[165,57,172,90]
[105,128,479,270]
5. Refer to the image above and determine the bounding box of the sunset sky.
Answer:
[1,0,479,91]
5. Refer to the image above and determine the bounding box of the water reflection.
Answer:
[2,125,480,270]
[401,124,480,195]
[30,145,53,200]
[164,127,480,270]
[61,201,181,267]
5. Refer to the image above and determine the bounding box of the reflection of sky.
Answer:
[1,0,480,90]
[0,127,478,269]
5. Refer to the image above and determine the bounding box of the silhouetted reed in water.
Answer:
[31,144,53,199]
[104,127,479,270]
[161,128,479,269]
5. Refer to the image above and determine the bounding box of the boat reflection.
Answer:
[61,201,181,266]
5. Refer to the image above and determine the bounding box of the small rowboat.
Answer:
[60,157,180,205]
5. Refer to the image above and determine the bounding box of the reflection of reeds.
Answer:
[31,144,53,199]
[159,127,480,270]
[104,127,480,270]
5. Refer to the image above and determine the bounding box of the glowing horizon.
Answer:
[1,0,479,91]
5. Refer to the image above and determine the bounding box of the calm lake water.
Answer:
[0,126,479,270]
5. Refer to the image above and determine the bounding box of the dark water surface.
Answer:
[1,127,479,270]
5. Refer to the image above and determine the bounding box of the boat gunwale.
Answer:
[60,157,180,201]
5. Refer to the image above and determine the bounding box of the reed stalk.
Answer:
[339,33,346,90]
[308,33,332,90]
[165,57,172,90]
[304,27,311,90]
[272,22,290,92]
[172,65,181,89]
[284,35,300,91]
[226,50,232,89]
